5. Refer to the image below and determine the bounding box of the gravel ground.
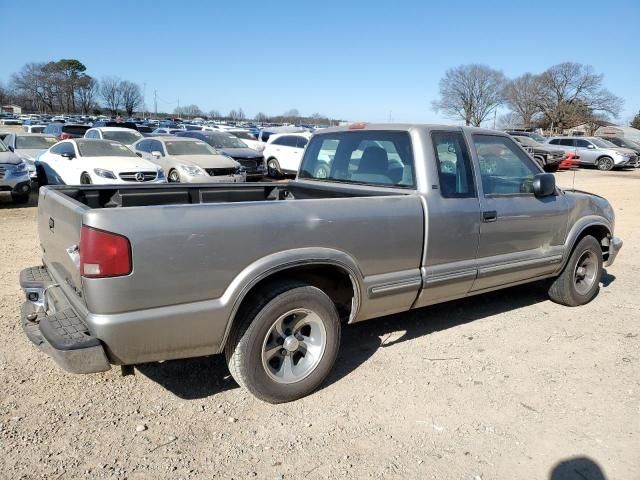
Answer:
[0,169,638,480]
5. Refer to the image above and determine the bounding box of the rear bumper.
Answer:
[19,266,111,374]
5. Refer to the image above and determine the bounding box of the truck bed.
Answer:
[51,180,404,209]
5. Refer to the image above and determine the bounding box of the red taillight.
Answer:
[60,132,72,140]
[348,122,367,129]
[80,226,132,278]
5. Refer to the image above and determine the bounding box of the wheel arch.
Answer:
[220,249,363,350]
[560,220,612,272]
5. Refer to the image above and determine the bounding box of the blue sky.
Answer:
[2,0,639,124]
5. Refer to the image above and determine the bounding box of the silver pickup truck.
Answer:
[20,124,622,403]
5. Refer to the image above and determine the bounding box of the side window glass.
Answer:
[152,141,164,155]
[431,131,476,198]
[473,135,539,196]
[50,143,63,155]
[296,137,308,149]
[576,139,591,148]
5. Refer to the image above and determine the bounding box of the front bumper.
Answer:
[19,266,111,374]
[605,237,623,267]
[181,173,246,183]
[0,170,32,194]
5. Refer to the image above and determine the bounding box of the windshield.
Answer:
[529,133,546,142]
[205,133,248,149]
[515,136,537,146]
[76,140,137,157]
[102,131,143,145]
[165,141,216,156]
[230,131,256,140]
[16,136,58,149]
[591,138,615,148]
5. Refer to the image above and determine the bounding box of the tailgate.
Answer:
[37,188,88,305]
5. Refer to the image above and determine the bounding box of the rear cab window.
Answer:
[299,131,415,188]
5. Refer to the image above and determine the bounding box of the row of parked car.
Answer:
[505,130,640,171]
[1,119,638,205]
[0,121,318,200]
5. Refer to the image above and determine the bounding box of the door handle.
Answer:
[482,210,498,223]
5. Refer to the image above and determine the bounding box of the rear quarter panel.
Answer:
[82,195,424,316]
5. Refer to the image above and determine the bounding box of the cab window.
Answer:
[431,131,475,198]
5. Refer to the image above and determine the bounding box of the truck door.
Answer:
[414,130,481,307]
[469,133,569,292]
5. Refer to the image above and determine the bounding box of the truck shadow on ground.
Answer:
[136,277,615,400]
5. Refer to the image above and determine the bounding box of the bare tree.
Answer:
[254,112,268,123]
[432,64,506,126]
[228,109,239,121]
[503,73,543,128]
[237,108,245,120]
[100,77,122,116]
[537,62,623,130]
[631,111,640,130]
[76,76,98,115]
[0,81,11,106]
[175,104,203,118]
[497,112,523,129]
[120,81,143,116]
[208,110,220,119]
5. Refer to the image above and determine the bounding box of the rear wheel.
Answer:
[80,173,92,184]
[168,169,181,183]
[597,156,614,171]
[267,158,283,179]
[225,280,341,403]
[314,162,330,178]
[548,235,603,306]
[11,192,30,204]
[36,164,48,187]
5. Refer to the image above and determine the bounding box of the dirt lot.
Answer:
[0,169,638,480]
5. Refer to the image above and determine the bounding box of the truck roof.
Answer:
[318,123,505,135]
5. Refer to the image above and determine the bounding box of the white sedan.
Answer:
[84,127,143,146]
[37,139,166,185]
[261,132,311,178]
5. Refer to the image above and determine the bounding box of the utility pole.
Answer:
[154,90,157,119]
[493,109,497,129]
[142,82,146,119]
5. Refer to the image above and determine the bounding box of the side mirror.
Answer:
[136,152,142,157]
[532,173,555,197]
[587,144,595,149]
[7,145,14,152]
[61,152,75,159]
[151,151,162,158]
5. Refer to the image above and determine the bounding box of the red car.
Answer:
[558,151,579,170]
[43,123,90,141]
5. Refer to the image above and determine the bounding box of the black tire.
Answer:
[11,192,30,204]
[544,164,559,173]
[36,164,48,187]
[548,235,603,306]
[168,169,180,183]
[534,156,546,168]
[314,162,330,178]
[597,156,614,171]
[267,158,283,179]
[225,280,341,403]
[80,173,92,184]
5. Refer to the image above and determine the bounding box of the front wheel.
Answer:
[548,235,603,306]
[225,281,341,403]
[80,173,92,184]
[168,169,181,183]
[597,156,614,171]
